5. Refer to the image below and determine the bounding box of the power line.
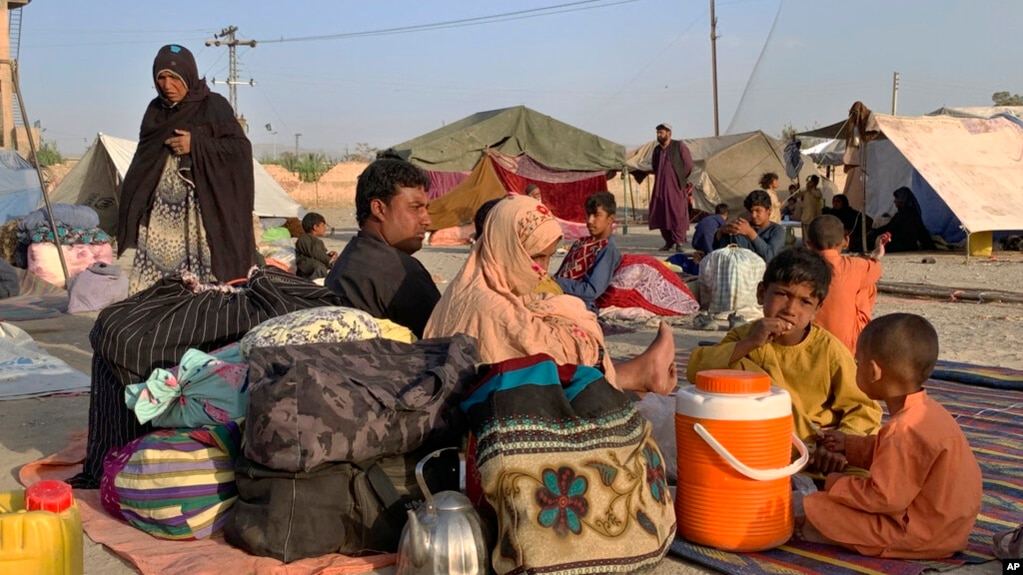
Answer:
[23,2,643,50]
[256,0,643,44]
[583,10,706,123]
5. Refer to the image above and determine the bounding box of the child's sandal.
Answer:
[993,524,1023,559]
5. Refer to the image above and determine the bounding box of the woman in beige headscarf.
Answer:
[424,195,676,395]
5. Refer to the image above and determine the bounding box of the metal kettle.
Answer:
[395,448,488,575]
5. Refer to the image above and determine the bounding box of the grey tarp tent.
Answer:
[626,131,819,213]
[385,105,626,172]
[0,151,44,223]
[47,133,304,236]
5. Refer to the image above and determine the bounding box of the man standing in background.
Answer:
[648,123,694,252]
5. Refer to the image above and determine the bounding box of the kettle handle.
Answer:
[692,423,809,481]
[415,447,460,509]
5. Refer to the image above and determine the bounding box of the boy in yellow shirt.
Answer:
[686,247,882,472]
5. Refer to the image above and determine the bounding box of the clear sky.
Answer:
[18,0,1023,157]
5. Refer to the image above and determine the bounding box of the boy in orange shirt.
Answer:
[799,313,982,559]
[806,214,888,354]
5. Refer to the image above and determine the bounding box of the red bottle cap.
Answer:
[25,480,75,513]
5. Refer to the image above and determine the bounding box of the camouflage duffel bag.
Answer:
[225,448,460,561]
[243,334,479,472]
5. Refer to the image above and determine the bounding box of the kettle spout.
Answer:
[406,509,429,567]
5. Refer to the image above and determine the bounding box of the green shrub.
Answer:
[35,141,64,167]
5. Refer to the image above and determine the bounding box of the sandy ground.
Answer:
[0,208,1018,574]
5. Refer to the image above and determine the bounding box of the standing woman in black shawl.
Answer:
[118,44,256,294]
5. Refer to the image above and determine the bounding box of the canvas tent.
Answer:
[799,107,1023,243]
[47,133,304,236]
[0,151,43,223]
[626,131,819,214]
[386,106,626,228]
[387,105,625,173]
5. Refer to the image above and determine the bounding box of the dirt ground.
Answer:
[0,210,1017,574]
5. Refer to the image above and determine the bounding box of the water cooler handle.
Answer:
[692,423,809,482]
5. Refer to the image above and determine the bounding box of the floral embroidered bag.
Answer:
[461,355,675,574]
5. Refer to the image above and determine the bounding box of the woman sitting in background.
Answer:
[424,195,677,395]
[868,187,936,253]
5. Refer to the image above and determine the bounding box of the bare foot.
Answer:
[613,322,679,395]
[636,321,678,395]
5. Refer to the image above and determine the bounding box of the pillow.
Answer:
[101,422,242,540]
[240,306,381,358]
[375,318,416,343]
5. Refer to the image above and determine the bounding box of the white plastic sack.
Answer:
[698,245,765,314]
[633,392,678,483]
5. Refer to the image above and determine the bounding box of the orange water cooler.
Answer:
[675,369,808,552]
[0,480,84,575]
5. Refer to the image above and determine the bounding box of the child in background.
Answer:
[295,212,337,280]
[691,203,728,258]
[525,183,543,203]
[798,175,824,242]
[805,214,888,354]
[473,197,504,243]
[782,184,801,219]
[800,313,982,559]
[553,191,621,312]
[759,171,783,224]
[687,247,881,472]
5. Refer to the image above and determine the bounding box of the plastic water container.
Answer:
[968,231,992,257]
[675,370,808,552]
[0,480,84,575]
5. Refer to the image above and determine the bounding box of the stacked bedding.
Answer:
[17,204,113,288]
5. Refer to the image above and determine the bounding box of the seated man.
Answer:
[553,191,621,312]
[691,203,728,257]
[687,247,882,472]
[294,212,337,280]
[713,189,786,263]
[325,159,440,338]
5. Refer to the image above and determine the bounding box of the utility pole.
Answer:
[710,0,720,136]
[294,133,302,156]
[205,26,256,117]
[891,71,900,115]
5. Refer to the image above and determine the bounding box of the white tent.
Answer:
[799,110,1023,243]
[48,133,304,235]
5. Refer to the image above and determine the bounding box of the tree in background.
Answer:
[34,141,64,167]
[779,122,826,148]
[343,142,377,163]
[261,152,338,182]
[992,91,1023,106]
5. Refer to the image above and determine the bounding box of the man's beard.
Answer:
[656,135,669,145]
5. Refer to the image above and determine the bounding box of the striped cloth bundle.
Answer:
[100,421,241,540]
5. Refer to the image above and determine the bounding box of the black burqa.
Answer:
[868,187,936,253]
[117,44,256,282]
